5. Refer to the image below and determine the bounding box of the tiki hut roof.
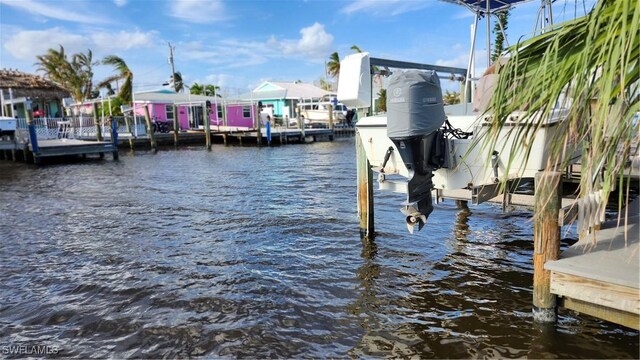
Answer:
[0,69,70,100]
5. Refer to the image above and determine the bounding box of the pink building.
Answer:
[73,90,259,130]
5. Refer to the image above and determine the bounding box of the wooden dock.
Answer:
[545,197,640,329]
[110,127,355,149]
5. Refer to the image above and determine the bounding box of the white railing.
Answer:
[14,116,148,143]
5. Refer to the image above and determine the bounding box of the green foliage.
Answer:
[376,88,387,112]
[97,55,133,104]
[327,52,341,79]
[482,0,639,214]
[190,82,221,97]
[96,96,125,116]
[443,90,461,105]
[190,82,204,95]
[491,10,510,63]
[35,46,98,103]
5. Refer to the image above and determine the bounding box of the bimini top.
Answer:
[441,0,532,14]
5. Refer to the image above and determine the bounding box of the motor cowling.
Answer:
[387,70,446,232]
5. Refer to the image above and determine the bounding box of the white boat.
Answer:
[0,116,17,138]
[337,2,580,232]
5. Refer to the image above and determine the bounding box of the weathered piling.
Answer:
[172,104,179,146]
[93,103,103,142]
[298,105,305,141]
[533,171,562,323]
[204,103,211,150]
[328,104,335,141]
[255,105,262,146]
[124,115,134,149]
[356,130,374,238]
[110,117,119,160]
[143,107,157,152]
[25,107,40,165]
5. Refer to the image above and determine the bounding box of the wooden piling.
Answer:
[204,103,211,150]
[172,104,179,146]
[93,103,103,142]
[328,104,335,141]
[356,129,374,238]
[255,105,262,146]
[124,115,134,149]
[533,171,562,323]
[222,133,228,146]
[143,106,157,152]
[111,116,119,160]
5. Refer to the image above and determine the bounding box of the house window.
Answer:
[217,105,224,120]
[242,106,251,118]
[166,105,174,120]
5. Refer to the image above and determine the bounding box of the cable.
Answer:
[442,118,473,139]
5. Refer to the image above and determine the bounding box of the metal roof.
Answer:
[441,0,532,13]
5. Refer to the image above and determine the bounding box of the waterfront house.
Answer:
[240,81,333,121]
[72,89,259,130]
[0,69,70,119]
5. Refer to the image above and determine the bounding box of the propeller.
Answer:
[401,205,427,234]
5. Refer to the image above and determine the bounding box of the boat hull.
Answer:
[356,109,576,190]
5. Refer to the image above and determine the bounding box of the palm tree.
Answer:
[350,45,362,53]
[73,50,98,100]
[171,71,184,93]
[376,88,387,112]
[327,52,340,79]
[204,84,221,97]
[190,82,204,95]
[319,78,332,91]
[484,0,638,215]
[35,46,88,103]
[97,55,133,104]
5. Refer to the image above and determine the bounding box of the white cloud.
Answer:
[169,0,228,24]
[113,0,127,7]
[4,27,89,60]
[3,27,159,61]
[275,23,333,60]
[342,0,431,16]
[0,0,109,24]
[91,30,158,52]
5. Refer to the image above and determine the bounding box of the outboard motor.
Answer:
[387,70,446,233]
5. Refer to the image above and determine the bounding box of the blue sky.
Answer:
[0,0,593,96]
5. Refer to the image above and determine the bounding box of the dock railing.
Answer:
[14,116,147,144]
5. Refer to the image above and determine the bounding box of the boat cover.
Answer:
[387,70,446,139]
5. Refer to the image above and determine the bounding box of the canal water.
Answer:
[0,139,638,358]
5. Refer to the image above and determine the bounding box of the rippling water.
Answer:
[0,139,638,358]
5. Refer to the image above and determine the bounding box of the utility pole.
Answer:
[168,42,177,93]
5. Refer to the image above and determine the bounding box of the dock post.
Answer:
[298,105,305,142]
[223,133,228,146]
[143,106,157,152]
[111,116,119,160]
[204,103,211,150]
[266,121,271,146]
[533,171,562,323]
[356,129,374,238]
[172,104,179,146]
[255,105,262,146]
[93,103,103,142]
[26,109,40,165]
[124,115,134,150]
[328,104,335,141]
